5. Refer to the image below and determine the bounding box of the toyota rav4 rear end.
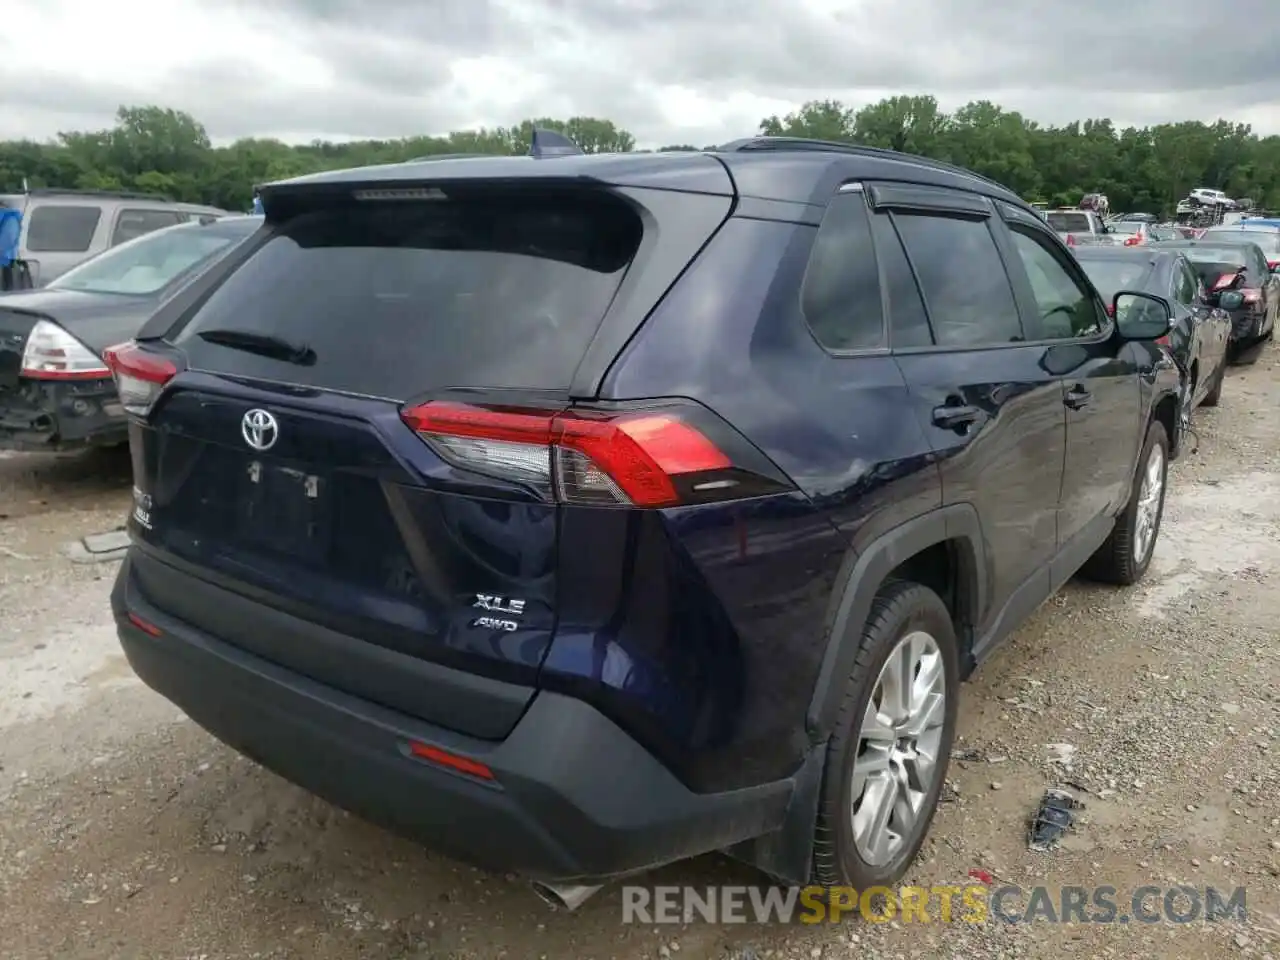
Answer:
[108,152,835,894]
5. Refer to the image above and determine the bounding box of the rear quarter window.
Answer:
[173,191,644,399]
[800,192,885,350]
[25,205,103,253]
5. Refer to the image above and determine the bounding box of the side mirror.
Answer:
[1113,291,1175,341]
[1219,291,1245,310]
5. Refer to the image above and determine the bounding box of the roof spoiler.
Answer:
[529,128,584,159]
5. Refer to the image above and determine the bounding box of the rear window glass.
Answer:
[1046,212,1091,233]
[26,205,102,253]
[1108,221,1141,234]
[1077,258,1154,301]
[1201,230,1280,255]
[173,192,643,399]
[1181,246,1249,268]
[47,220,254,295]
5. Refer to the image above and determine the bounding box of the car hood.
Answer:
[0,288,157,355]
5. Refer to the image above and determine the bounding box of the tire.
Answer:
[1201,362,1224,407]
[1081,420,1169,585]
[811,581,960,890]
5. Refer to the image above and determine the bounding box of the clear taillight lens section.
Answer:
[20,320,111,379]
[102,341,178,416]
[400,400,736,508]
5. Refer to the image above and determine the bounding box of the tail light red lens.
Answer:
[401,400,753,508]
[1123,236,1141,246]
[1065,234,1077,246]
[407,741,494,781]
[1268,260,1278,272]
[1105,304,1115,317]
[103,341,178,416]
[1155,334,1171,346]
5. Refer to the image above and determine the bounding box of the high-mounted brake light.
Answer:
[20,320,110,380]
[103,341,178,417]
[400,400,738,507]
[352,187,448,201]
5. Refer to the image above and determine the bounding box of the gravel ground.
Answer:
[2,350,1280,960]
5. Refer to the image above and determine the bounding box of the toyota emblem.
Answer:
[241,408,279,451]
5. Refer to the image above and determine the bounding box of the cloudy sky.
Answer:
[3,0,1279,148]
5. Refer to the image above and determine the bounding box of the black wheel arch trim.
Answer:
[805,503,988,740]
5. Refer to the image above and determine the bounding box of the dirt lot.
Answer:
[3,353,1280,960]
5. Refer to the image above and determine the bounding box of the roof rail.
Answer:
[25,186,174,202]
[405,153,494,162]
[713,136,1010,193]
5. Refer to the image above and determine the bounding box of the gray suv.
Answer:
[0,189,226,286]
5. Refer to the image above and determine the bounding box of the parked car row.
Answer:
[0,188,228,287]
[1064,218,1280,436]
[0,137,1259,911]
[0,215,260,450]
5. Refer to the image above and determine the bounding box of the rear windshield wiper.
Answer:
[196,328,316,365]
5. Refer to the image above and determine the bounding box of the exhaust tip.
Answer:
[530,881,603,912]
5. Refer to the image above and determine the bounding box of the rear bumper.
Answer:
[0,377,126,451]
[111,552,793,883]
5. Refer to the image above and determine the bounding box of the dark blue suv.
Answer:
[106,136,1181,908]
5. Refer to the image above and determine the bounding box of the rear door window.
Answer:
[25,205,102,253]
[112,208,186,245]
[868,211,932,348]
[173,191,644,399]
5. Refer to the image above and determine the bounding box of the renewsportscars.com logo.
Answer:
[621,882,1247,925]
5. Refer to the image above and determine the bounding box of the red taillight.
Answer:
[1155,335,1171,346]
[408,741,494,781]
[127,612,162,637]
[1240,288,1261,304]
[1123,236,1141,246]
[1268,261,1279,272]
[1212,272,1238,291]
[401,400,739,508]
[1105,304,1115,317]
[1065,233,1077,246]
[103,341,178,416]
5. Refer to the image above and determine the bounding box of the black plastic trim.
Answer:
[112,554,795,882]
[806,504,987,737]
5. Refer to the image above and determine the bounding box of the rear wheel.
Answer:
[1081,420,1169,585]
[812,581,959,889]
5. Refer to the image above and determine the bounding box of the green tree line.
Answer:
[2,96,1278,215]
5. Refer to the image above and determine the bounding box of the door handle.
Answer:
[932,403,982,430]
[1064,385,1092,410]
